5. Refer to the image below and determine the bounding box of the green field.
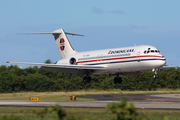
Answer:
[0,107,179,120]
[1,89,180,101]
[0,90,180,119]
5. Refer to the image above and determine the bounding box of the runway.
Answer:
[0,93,180,109]
[77,93,180,102]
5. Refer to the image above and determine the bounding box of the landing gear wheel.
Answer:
[114,77,118,84]
[118,77,122,84]
[87,77,91,83]
[153,68,159,79]
[83,76,92,83]
[83,76,88,83]
[153,74,159,79]
[114,77,122,84]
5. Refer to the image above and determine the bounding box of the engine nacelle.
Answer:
[69,57,77,65]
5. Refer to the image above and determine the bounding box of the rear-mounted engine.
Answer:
[69,57,77,65]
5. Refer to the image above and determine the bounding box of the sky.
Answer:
[0,0,180,67]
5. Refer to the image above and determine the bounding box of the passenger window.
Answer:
[155,50,158,53]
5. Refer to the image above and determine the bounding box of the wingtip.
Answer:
[4,61,10,63]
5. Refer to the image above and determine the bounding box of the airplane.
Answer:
[6,28,167,84]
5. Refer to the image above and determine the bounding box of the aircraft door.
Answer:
[137,51,140,62]
[98,54,103,61]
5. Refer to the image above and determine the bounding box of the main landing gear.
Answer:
[114,76,122,84]
[83,76,91,83]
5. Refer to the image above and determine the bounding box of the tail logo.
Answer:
[60,38,65,51]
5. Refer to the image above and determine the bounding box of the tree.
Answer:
[44,59,52,64]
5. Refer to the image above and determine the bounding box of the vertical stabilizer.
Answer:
[17,28,84,58]
[53,29,76,58]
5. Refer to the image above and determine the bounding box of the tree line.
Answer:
[0,64,180,93]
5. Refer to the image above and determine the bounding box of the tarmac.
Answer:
[0,93,180,109]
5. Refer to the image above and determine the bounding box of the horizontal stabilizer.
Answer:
[17,31,84,36]
[160,66,178,69]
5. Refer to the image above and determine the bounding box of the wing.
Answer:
[5,61,106,75]
[160,66,178,70]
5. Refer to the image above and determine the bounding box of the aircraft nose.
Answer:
[154,55,166,68]
[162,59,166,66]
[161,56,166,66]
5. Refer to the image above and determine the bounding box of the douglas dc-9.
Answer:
[6,29,168,84]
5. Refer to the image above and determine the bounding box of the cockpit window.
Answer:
[144,48,160,54]
[151,50,154,53]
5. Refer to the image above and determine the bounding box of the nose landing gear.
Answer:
[153,69,159,79]
[153,74,159,79]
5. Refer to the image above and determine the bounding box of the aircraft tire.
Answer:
[153,74,159,79]
[114,77,118,84]
[114,77,122,84]
[83,77,88,83]
[118,77,122,84]
[87,77,91,83]
[156,74,159,78]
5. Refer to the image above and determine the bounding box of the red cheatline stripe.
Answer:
[77,55,164,64]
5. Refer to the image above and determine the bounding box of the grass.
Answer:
[0,89,180,119]
[0,107,113,120]
[138,109,180,120]
[0,107,180,120]
[0,89,180,101]
[0,91,96,101]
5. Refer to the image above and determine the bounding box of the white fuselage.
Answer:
[57,45,166,75]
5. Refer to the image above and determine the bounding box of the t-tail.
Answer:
[53,29,78,58]
[17,29,84,58]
